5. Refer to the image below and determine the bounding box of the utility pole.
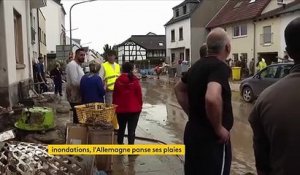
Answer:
[69,0,95,48]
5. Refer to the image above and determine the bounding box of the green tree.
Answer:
[102,44,117,61]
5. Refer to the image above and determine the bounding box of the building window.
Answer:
[171,30,175,42]
[233,26,240,37]
[233,53,238,61]
[179,28,183,40]
[31,27,36,44]
[233,24,247,37]
[171,53,175,63]
[263,26,272,44]
[241,24,247,35]
[38,27,41,42]
[154,51,158,57]
[33,16,36,29]
[176,9,179,17]
[185,49,190,62]
[14,9,24,64]
[159,42,163,46]
[180,53,184,60]
[183,5,187,14]
[241,53,248,63]
[44,33,46,45]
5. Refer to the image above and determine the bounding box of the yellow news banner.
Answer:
[48,144,185,155]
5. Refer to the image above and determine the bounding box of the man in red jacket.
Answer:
[113,62,143,144]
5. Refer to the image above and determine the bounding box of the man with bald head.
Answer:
[249,17,300,175]
[175,28,233,174]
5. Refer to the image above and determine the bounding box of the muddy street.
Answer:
[138,78,255,174]
[0,77,256,175]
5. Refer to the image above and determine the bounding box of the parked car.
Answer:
[240,63,293,103]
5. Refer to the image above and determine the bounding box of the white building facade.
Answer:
[165,0,227,66]
[0,0,46,106]
[166,18,191,65]
[255,1,299,61]
[40,0,66,54]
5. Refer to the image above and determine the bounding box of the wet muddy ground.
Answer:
[138,78,255,175]
[0,77,256,174]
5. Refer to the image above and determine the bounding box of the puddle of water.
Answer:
[142,103,167,125]
[137,103,183,144]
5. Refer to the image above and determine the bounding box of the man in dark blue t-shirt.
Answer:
[175,28,233,175]
[37,57,48,93]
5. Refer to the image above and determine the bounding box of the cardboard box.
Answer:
[87,126,114,144]
[66,123,88,144]
[87,126,114,172]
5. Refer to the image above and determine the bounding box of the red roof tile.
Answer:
[207,0,271,28]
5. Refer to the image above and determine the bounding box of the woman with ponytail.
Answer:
[113,62,143,144]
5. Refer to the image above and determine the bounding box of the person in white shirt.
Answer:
[65,48,85,123]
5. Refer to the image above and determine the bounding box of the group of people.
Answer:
[175,17,300,175]
[226,56,268,78]
[33,57,64,96]
[65,49,143,145]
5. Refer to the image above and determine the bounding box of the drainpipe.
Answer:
[37,8,40,58]
[253,21,256,73]
[26,1,32,79]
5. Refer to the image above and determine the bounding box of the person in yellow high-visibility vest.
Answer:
[100,52,120,104]
[256,57,267,72]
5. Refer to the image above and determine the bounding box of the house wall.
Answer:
[31,9,39,63]
[117,44,147,63]
[173,2,197,18]
[255,17,281,57]
[1,0,32,106]
[38,9,47,59]
[190,27,207,64]
[167,18,191,49]
[0,0,10,106]
[3,0,30,84]
[118,46,124,62]
[223,21,255,65]
[186,3,196,14]
[190,0,227,64]
[191,0,227,28]
[40,0,65,53]
[262,0,295,13]
[60,4,65,45]
[166,18,191,64]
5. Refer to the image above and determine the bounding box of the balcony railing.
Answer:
[260,33,273,45]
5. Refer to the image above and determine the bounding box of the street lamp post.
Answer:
[69,0,95,48]
[81,42,92,46]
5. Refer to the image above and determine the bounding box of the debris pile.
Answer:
[0,106,13,116]
[12,103,25,115]
[0,142,93,174]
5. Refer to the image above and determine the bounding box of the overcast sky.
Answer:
[61,0,181,53]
